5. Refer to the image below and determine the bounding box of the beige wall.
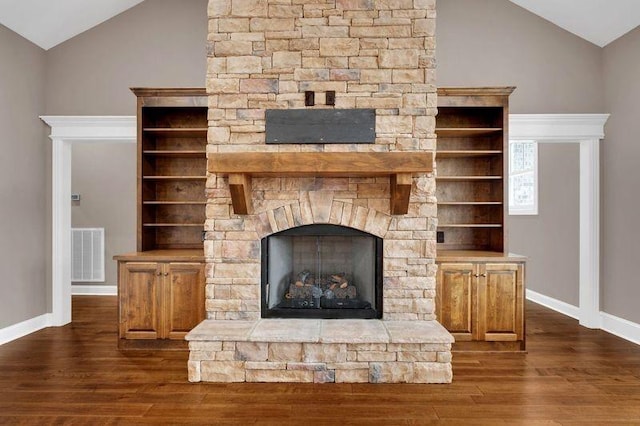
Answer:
[508,144,579,306]
[436,0,600,309]
[437,0,604,113]
[45,0,208,115]
[0,25,47,327]
[71,143,137,288]
[602,26,640,323]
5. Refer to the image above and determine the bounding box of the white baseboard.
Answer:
[601,312,640,346]
[72,285,117,296]
[526,289,580,320]
[0,313,53,346]
[526,289,640,346]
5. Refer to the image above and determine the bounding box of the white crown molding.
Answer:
[509,114,609,141]
[42,116,136,326]
[40,116,136,141]
[0,313,53,346]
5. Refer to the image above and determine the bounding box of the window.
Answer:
[509,140,538,215]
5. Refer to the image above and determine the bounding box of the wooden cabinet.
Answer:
[115,88,208,350]
[119,261,204,340]
[435,88,525,351]
[119,262,162,340]
[437,256,525,351]
[436,87,515,253]
[436,262,475,341]
[116,251,205,349]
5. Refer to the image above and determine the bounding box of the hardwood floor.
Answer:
[1,297,640,425]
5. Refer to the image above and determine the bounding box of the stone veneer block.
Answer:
[308,191,334,223]
[369,362,414,383]
[303,343,348,363]
[250,319,321,342]
[412,362,453,384]
[314,370,336,384]
[268,343,303,362]
[320,320,389,344]
[335,369,370,383]
[235,342,268,361]
[201,361,246,382]
[384,320,454,344]
[186,320,256,341]
[246,369,314,383]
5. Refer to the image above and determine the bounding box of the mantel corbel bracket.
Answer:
[208,152,434,216]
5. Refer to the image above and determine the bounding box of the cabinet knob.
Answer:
[480,274,487,277]
[156,272,162,276]
[164,272,169,277]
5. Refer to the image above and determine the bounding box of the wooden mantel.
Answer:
[208,152,434,215]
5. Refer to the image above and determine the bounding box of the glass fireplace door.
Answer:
[261,225,382,319]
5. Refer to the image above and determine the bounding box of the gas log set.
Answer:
[278,271,370,310]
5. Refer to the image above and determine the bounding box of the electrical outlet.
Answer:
[437,231,445,243]
[305,91,315,106]
[326,91,336,106]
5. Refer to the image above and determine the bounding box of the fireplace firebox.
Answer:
[261,224,383,319]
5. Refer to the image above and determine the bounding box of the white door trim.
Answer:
[510,114,609,329]
[41,116,136,326]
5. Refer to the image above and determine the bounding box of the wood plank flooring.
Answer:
[1,296,640,425]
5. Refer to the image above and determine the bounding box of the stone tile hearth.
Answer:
[187,318,453,383]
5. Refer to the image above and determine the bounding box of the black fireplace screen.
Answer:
[261,224,383,319]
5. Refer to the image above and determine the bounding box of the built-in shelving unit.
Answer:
[115,88,208,349]
[435,88,525,352]
[435,87,515,253]
[133,88,208,251]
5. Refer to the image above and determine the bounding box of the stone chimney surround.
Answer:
[186,0,454,384]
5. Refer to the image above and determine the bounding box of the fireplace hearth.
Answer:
[261,224,383,319]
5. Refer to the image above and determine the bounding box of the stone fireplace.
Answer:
[186,0,453,383]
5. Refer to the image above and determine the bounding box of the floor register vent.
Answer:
[71,228,105,282]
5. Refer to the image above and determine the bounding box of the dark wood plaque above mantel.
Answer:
[208,152,434,215]
[265,109,376,144]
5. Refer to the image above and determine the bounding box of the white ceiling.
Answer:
[509,0,640,47]
[0,0,144,50]
[0,0,638,50]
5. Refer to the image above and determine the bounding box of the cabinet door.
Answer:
[163,262,205,340]
[437,263,476,341]
[477,263,524,342]
[119,262,162,339]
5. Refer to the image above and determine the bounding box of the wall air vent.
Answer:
[71,228,105,282]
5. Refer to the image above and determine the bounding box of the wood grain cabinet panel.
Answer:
[436,263,475,341]
[119,262,162,340]
[164,262,205,340]
[478,263,524,343]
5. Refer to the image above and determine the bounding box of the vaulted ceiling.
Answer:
[0,0,638,50]
[0,0,144,50]
[510,0,640,47]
